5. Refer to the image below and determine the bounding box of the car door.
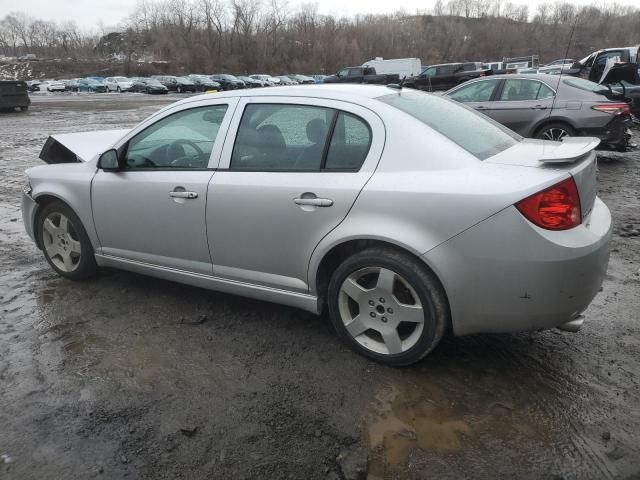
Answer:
[446,78,501,116]
[91,98,238,274]
[488,78,555,136]
[437,65,458,90]
[416,66,437,90]
[206,97,385,292]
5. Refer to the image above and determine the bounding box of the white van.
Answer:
[362,57,422,78]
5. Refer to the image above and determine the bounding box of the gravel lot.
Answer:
[1,93,639,480]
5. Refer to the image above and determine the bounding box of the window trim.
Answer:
[121,104,230,171]
[226,103,373,173]
[108,98,238,171]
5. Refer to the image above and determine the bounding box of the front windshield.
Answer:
[87,79,101,85]
[378,90,519,160]
[145,79,162,86]
[114,77,128,81]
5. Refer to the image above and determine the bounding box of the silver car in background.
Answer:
[445,74,632,148]
[22,85,611,365]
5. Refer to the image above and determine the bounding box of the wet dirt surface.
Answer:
[1,95,639,480]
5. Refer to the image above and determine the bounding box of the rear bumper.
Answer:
[422,198,612,336]
[580,115,631,147]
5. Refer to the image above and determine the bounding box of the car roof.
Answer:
[169,84,397,108]
[473,73,562,85]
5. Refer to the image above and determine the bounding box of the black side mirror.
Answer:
[98,149,121,171]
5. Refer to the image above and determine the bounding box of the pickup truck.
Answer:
[323,66,400,85]
[0,80,30,112]
[404,62,491,91]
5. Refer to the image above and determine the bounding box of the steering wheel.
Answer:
[169,139,205,167]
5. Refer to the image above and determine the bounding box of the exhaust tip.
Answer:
[557,315,585,333]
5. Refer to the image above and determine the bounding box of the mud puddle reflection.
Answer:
[366,371,550,478]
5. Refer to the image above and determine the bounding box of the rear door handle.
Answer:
[474,105,487,110]
[294,197,333,207]
[169,191,198,199]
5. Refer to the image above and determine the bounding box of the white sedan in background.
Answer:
[38,80,66,92]
[105,76,134,92]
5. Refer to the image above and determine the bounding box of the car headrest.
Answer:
[306,118,328,144]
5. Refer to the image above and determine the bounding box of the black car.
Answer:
[405,63,491,91]
[238,76,263,88]
[131,78,168,94]
[188,75,221,92]
[0,80,30,112]
[210,74,246,90]
[153,75,197,93]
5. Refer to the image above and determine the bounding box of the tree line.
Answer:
[1,0,639,75]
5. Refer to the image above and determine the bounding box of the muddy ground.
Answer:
[0,94,639,480]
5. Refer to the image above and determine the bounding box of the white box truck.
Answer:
[361,57,422,78]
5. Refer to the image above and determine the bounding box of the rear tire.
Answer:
[327,247,449,366]
[535,122,575,141]
[37,201,98,280]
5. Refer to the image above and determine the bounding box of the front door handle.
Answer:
[530,105,548,110]
[294,197,333,207]
[474,105,487,110]
[169,191,198,199]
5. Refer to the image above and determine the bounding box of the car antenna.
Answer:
[546,12,580,140]
[387,75,407,91]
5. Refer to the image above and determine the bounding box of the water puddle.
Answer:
[366,373,549,477]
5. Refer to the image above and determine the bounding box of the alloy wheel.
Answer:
[42,212,82,272]
[541,127,570,141]
[338,267,425,355]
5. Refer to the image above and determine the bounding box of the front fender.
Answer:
[27,162,100,250]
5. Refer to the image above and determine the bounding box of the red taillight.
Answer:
[515,177,581,230]
[591,103,631,115]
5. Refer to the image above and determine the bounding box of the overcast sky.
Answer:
[0,0,636,30]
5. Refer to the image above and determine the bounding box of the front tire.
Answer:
[327,247,449,366]
[37,201,97,280]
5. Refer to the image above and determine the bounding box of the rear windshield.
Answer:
[377,90,519,160]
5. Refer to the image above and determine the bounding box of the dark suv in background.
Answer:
[406,62,490,91]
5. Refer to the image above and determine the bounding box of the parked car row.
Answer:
[24,73,329,95]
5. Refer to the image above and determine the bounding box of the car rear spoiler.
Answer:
[39,129,129,164]
[538,137,600,164]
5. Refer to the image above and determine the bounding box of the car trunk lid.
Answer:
[39,129,129,164]
[485,137,599,221]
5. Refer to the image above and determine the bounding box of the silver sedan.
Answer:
[22,85,611,365]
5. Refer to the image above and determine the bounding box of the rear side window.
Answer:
[231,104,372,171]
[325,112,371,170]
[378,90,519,160]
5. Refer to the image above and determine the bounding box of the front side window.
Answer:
[337,69,348,78]
[124,105,228,169]
[378,90,519,160]
[422,67,436,77]
[448,79,499,102]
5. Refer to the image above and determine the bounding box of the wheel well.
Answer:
[314,239,448,313]
[32,195,68,249]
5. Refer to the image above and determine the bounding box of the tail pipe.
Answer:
[557,314,585,333]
